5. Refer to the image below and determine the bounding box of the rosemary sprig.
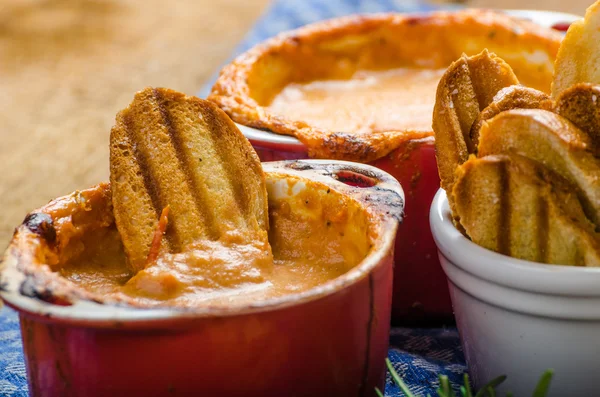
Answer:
[377,358,554,397]
[531,370,553,397]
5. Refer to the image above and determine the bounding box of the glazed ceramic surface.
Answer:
[1,160,403,397]
[431,190,600,397]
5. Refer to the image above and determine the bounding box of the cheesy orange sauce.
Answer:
[59,230,350,307]
[59,184,370,307]
[59,231,350,307]
[267,68,446,134]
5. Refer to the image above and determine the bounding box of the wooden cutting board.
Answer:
[0,0,269,246]
[0,0,588,246]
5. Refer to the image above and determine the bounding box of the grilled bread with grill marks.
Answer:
[477,109,600,226]
[453,154,600,266]
[469,85,551,149]
[433,6,600,266]
[110,88,269,272]
[432,49,519,213]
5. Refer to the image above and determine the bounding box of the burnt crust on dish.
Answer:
[209,9,561,163]
[283,161,405,222]
[1,184,116,307]
[22,213,56,244]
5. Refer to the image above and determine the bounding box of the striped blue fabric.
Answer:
[0,309,28,396]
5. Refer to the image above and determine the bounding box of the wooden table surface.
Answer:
[0,0,592,246]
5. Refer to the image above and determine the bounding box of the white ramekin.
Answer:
[430,189,600,397]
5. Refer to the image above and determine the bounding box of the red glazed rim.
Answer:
[0,160,403,326]
[235,9,581,153]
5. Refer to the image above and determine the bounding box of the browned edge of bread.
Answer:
[110,87,269,272]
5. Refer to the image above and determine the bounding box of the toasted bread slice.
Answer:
[453,154,600,266]
[432,50,519,209]
[110,88,269,272]
[552,1,600,97]
[477,108,600,225]
[470,85,551,149]
[554,83,600,148]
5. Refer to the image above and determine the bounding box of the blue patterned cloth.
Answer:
[0,309,28,396]
[1,0,467,396]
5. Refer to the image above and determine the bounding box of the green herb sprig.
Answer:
[376,358,554,397]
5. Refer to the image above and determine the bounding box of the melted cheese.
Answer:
[267,68,445,134]
[59,185,368,308]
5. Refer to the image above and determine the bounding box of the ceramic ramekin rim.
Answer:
[1,160,403,325]
[233,9,581,151]
[430,189,600,297]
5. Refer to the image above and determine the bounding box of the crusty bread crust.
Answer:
[431,27,600,266]
[209,10,561,162]
[478,109,600,225]
[454,154,600,266]
[110,88,268,272]
[552,1,600,97]
[554,83,600,149]
[432,50,519,214]
[470,85,552,149]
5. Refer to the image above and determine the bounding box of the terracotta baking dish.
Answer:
[209,9,567,322]
[0,160,403,397]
